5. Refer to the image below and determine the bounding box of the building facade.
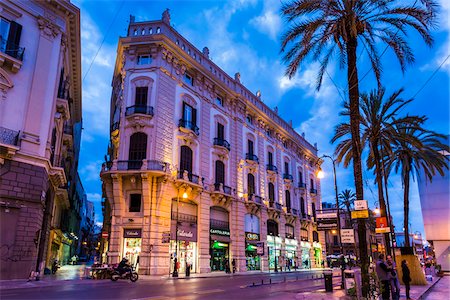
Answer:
[417,137,449,271]
[0,0,81,279]
[101,11,325,275]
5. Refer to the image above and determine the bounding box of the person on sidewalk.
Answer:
[387,255,400,300]
[402,260,412,300]
[232,259,236,274]
[376,254,392,300]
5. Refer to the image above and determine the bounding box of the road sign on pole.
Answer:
[354,200,368,211]
[351,210,369,219]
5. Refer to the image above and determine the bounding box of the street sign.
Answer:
[316,211,338,219]
[354,200,368,211]
[351,210,369,219]
[376,227,391,233]
[317,220,338,231]
[101,232,108,239]
[341,229,355,243]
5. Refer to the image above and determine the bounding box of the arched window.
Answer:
[268,183,275,203]
[247,173,255,195]
[244,214,260,234]
[267,219,278,236]
[215,160,225,185]
[300,197,305,215]
[128,132,147,169]
[180,145,193,174]
[285,224,294,239]
[285,190,291,210]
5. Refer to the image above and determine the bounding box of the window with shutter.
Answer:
[128,133,147,169]
[300,197,305,214]
[217,123,224,139]
[268,183,275,202]
[285,190,291,209]
[180,145,193,174]
[135,87,148,106]
[215,160,225,184]
[268,152,273,165]
[248,140,254,155]
[247,173,255,195]
[284,162,289,174]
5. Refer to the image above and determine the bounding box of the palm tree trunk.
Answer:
[346,37,369,297]
[372,144,391,255]
[404,171,411,248]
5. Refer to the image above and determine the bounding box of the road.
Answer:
[0,270,340,300]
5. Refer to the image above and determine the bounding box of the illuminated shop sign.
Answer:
[124,229,142,238]
[245,232,260,241]
[210,228,230,236]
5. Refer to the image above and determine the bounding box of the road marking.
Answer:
[195,289,224,295]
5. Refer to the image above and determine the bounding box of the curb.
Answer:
[418,276,442,300]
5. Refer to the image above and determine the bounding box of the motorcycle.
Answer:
[110,266,138,282]
[51,260,60,274]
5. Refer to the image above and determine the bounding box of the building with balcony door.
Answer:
[100,10,325,276]
[0,0,82,279]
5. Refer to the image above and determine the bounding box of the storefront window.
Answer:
[245,214,261,270]
[301,241,311,269]
[123,229,142,270]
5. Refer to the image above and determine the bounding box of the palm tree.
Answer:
[385,123,448,248]
[280,2,436,293]
[332,88,425,255]
[338,189,355,227]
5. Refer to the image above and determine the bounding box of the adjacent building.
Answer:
[418,136,450,271]
[0,0,82,279]
[100,11,326,275]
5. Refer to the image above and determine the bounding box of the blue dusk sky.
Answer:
[73,0,449,239]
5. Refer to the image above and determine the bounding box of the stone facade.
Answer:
[0,0,82,279]
[101,11,326,276]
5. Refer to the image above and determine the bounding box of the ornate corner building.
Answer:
[101,10,326,275]
[0,0,82,279]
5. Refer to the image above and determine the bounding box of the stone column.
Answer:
[108,174,123,265]
[198,192,211,273]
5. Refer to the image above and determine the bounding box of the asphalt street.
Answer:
[0,270,340,300]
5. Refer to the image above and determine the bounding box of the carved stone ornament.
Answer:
[0,68,13,100]
[37,16,59,39]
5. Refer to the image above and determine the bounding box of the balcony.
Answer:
[0,37,25,72]
[298,182,306,189]
[310,188,317,195]
[213,138,230,151]
[283,174,293,181]
[248,194,263,205]
[178,119,199,135]
[125,105,154,117]
[245,153,259,163]
[115,159,168,172]
[177,170,202,185]
[111,122,119,132]
[292,208,299,216]
[210,219,229,230]
[268,201,282,211]
[0,126,20,147]
[146,160,168,172]
[117,160,143,170]
[213,183,233,195]
[266,164,278,173]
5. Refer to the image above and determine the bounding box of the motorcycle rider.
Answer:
[117,257,131,276]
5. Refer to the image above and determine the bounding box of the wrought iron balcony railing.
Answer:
[245,153,259,163]
[213,138,231,151]
[310,188,317,194]
[298,182,306,189]
[0,127,20,146]
[117,160,143,170]
[248,194,263,204]
[292,208,299,216]
[266,164,278,173]
[125,105,154,117]
[177,170,201,185]
[283,174,293,181]
[178,119,199,135]
[269,201,282,211]
[0,37,25,61]
[213,183,232,195]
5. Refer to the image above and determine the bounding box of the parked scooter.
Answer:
[51,259,60,274]
[110,267,138,282]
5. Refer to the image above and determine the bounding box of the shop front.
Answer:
[123,228,142,269]
[245,232,261,270]
[285,238,298,269]
[313,241,323,267]
[245,214,261,271]
[267,235,283,271]
[210,207,230,272]
[170,200,198,275]
[300,241,311,268]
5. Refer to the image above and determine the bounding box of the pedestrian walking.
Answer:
[376,254,392,300]
[232,259,236,273]
[185,261,190,277]
[387,255,400,300]
[401,260,412,300]
[225,259,230,273]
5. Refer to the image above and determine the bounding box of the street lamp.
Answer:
[173,189,188,277]
[317,154,344,289]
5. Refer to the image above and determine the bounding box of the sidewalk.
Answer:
[421,275,448,300]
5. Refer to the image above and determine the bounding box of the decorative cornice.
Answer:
[37,16,60,40]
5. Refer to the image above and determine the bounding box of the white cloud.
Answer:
[249,0,282,41]
[87,193,102,202]
[79,160,103,182]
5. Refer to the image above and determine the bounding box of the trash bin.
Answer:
[323,270,333,292]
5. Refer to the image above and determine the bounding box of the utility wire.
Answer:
[82,0,125,83]
[412,53,450,99]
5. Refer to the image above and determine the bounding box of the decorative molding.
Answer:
[37,16,60,40]
[0,68,13,100]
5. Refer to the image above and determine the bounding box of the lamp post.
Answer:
[317,154,344,289]
[173,189,188,277]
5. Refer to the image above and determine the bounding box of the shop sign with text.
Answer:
[124,229,142,238]
[245,232,260,241]
[256,242,264,255]
[210,228,230,236]
[351,210,369,219]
